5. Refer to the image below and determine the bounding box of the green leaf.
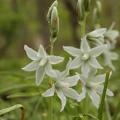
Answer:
[0,104,24,120]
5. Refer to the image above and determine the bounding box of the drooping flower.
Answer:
[63,37,107,76]
[102,24,119,70]
[42,59,80,111]
[86,28,107,45]
[22,45,64,86]
[78,70,113,108]
[103,42,119,71]
[104,23,119,49]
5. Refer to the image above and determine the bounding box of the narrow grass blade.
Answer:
[0,104,24,120]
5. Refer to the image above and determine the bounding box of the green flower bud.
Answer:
[83,0,91,12]
[47,0,58,23]
[96,0,102,14]
[77,0,85,21]
[51,6,59,40]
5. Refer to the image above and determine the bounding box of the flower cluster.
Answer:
[22,0,118,112]
[22,28,115,111]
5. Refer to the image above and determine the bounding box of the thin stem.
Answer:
[21,108,25,120]
[98,71,111,120]
[80,12,88,38]
[49,37,56,120]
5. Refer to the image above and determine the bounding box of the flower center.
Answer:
[82,53,89,60]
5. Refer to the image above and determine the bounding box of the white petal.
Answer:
[88,28,107,37]
[89,58,103,69]
[24,45,38,60]
[90,45,107,57]
[48,55,64,64]
[81,63,90,77]
[105,30,119,40]
[96,85,114,97]
[63,46,81,57]
[63,88,80,100]
[106,89,114,96]
[81,37,90,52]
[45,64,57,78]
[70,57,82,69]
[61,58,72,77]
[92,74,106,85]
[42,85,55,97]
[89,90,100,108]
[22,61,38,72]
[64,75,80,87]
[36,66,45,86]
[37,45,47,57]
[78,87,86,102]
[56,90,66,112]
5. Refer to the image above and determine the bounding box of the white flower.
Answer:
[63,37,107,76]
[103,42,119,71]
[86,28,107,45]
[22,45,64,86]
[78,71,113,108]
[104,23,119,49]
[42,59,80,112]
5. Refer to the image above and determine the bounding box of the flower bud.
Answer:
[96,0,102,14]
[47,0,58,23]
[51,6,59,40]
[83,0,91,12]
[77,0,85,21]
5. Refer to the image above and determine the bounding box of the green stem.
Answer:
[98,71,111,120]
[80,12,88,38]
[49,37,56,120]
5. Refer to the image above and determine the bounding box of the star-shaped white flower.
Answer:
[63,37,107,76]
[42,59,80,112]
[22,45,64,86]
[78,71,113,108]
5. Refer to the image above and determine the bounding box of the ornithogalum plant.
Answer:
[22,0,119,120]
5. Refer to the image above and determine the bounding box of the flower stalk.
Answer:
[98,71,111,120]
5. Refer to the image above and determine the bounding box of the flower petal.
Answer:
[90,45,107,57]
[37,45,47,57]
[24,45,38,60]
[48,55,64,64]
[88,90,100,108]
[88,28,107,38]
[42,85,55,97]
[61,58,72,77]
[70,57,82,69]
[96,85,114,96]
[56,90,66,112]
[63,88,80,101]
[45,64,57,78]
[22,61,38,72]
[64,75,80,87]
[92,74,106,85]
[89,58,103,69]
[81,63,90,77]
[106,89,114,96]
[81,37,90,52]
[63,46,81,57]
[36,66,45,86]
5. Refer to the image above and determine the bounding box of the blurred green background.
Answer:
[0,0,120,120]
